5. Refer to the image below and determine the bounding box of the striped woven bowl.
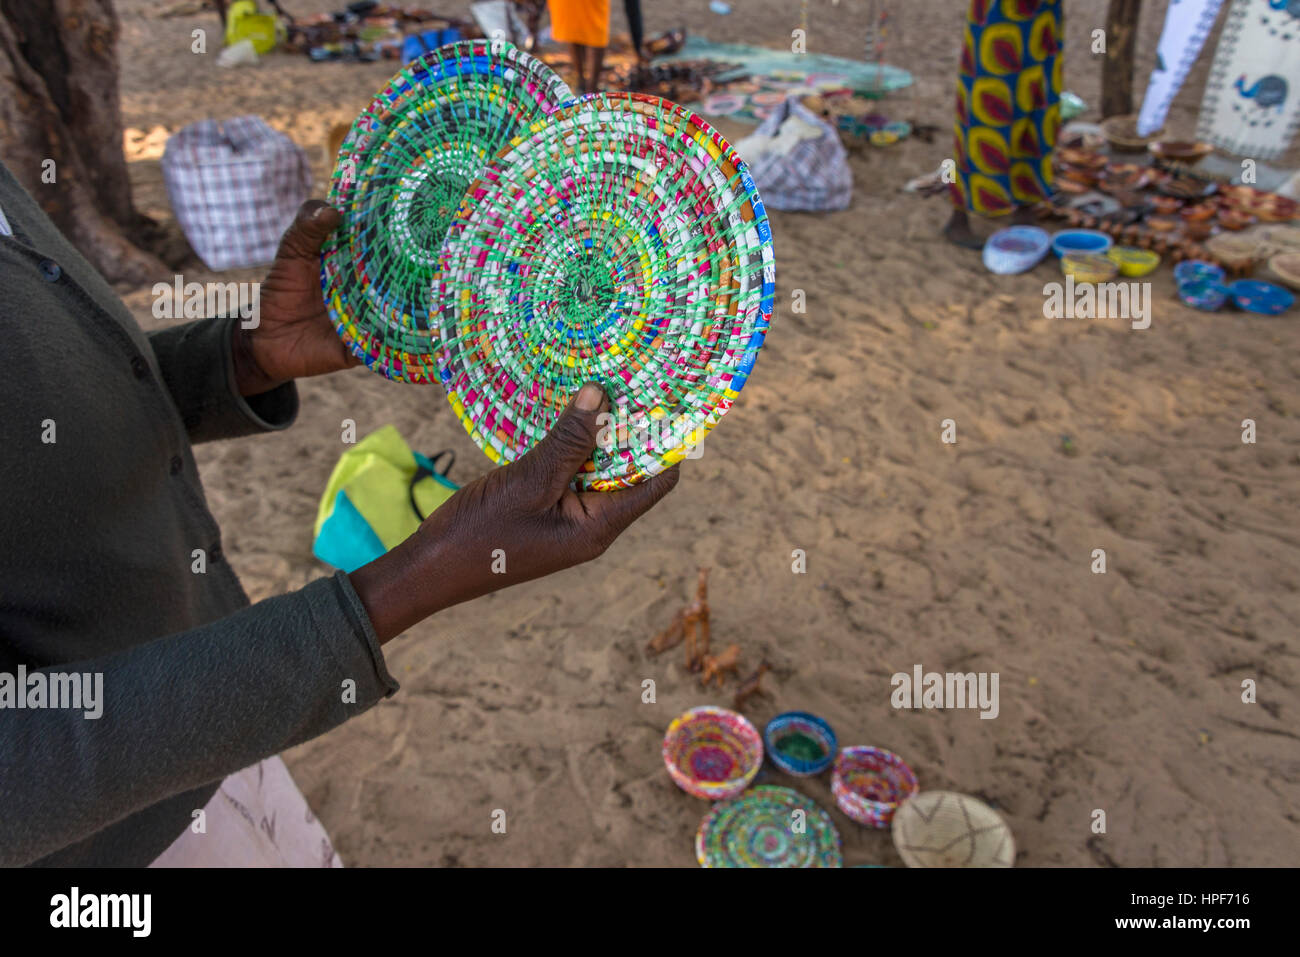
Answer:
[663,706,763,800]
[831,746,918,828]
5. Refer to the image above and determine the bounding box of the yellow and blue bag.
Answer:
[313,425,458,572]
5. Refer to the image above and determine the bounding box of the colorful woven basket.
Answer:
[432,91,776,490]
[662,706,763,800]
[320,40,573,382]
[831,746,918,828]
[763,711,837,777]
[695,785,843,868]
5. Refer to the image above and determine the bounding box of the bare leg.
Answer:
[1011,205,1038,226]
[570,43,587,95]
[944,208,984,250]
[590,46,607,93]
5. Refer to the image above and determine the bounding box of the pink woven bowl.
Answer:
[662,706,763,800]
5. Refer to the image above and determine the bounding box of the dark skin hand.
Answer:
[238,200,681,641]
[350,383,681,643]
[232,200,359,396]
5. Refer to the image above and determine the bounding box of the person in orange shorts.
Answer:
[549,0,611,94]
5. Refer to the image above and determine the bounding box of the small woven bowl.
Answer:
[1051,229,1112,258]
[1178,278,1229,311]
[1230,279,1295,316]
[663,706,763,800]
[1174,259,1225,287]
[764,712,838,777]
[1268,251,1300,290]
[831,746,918,828]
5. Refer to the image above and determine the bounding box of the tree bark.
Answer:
[0,0,166,285]
[1101,0,1143,119]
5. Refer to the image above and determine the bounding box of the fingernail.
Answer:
[312,206,329,221]
[575,383,603,412]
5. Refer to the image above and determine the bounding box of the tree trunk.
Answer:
[0,0,166,285]
[1101,0,1143,119]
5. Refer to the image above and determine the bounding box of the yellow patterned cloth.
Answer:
[949,0,1064,217]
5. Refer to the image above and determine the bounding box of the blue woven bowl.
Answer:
[1174,259,1225,287]
[764,711,837,777]
[1178,278,1229,311]
[983,226,1051,275]
[1051,229,1113,258]
[1229,279,1294,316]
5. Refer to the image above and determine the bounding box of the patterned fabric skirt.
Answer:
[950,0,1064,216]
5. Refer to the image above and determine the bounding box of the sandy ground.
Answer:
[110,0,1300,866]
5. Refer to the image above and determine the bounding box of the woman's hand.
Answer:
[350,383,681,642]
[232,201,359,395]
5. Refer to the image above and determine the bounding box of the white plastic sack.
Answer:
[734,97,852,212]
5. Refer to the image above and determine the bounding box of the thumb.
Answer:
[525,382,608,496]
[276,200,342,261]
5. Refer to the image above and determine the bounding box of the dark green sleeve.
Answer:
[147,314,300,443]
[0,572,399,868]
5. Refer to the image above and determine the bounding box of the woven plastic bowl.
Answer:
[432,91,775,490]
[1174,259,1225,287]
[321,40,573,383]
[663,706,763,800]
[831,746,918,828]
[695,785,843,868]
[1178,279,1229,311]
[1229,279,1294,316]
[764,711,837,777]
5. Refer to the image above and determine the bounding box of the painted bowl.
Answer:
[1144,214,1181,234]
[1217,208,1255,231]
[663,706,763,800]
[1255,196,1300,222]
[1056,147,1107,169]
[831,746,918,828]
[1051,228,1113,258]
[983,225,1051,275]
[1107,245,1160,277]
[1178,278,1230,311]
[1174,259,1225,286]
[1147,195,1183,215]
[1180,202,1217,222]
[1229,279,1295,315]
[1062,251,1119,283]
[764,711,838,777]
[1184,219,1215,241]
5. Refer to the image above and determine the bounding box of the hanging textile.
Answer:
[1196,0,1300,159]
[1136,0,1224,136]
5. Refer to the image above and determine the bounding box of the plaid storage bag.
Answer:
[736,97,852,212]
[161,116,311,271]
